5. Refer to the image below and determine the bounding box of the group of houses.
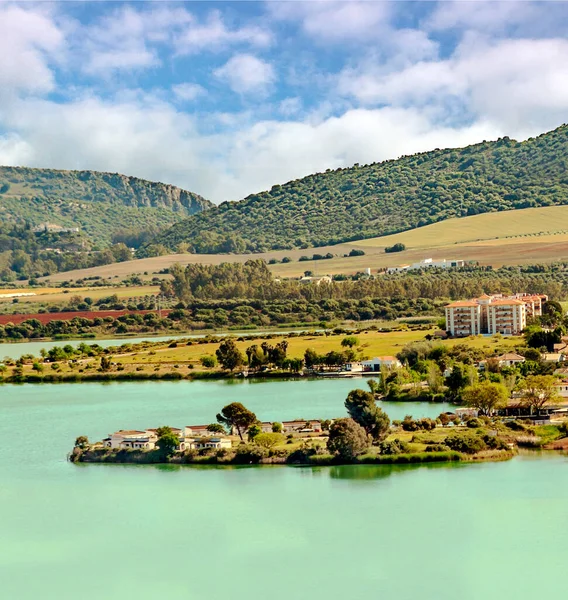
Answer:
[103,419,327,451]
[103,426,233,452]
[444,293,548,337]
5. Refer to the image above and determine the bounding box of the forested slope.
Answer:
[0,167,212,246]
[146,124,568,255]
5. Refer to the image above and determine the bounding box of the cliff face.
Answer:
[0,166,213,244]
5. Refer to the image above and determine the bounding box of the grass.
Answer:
[0,285,160,306]
[355,206,568,249]
[37,206,568,283]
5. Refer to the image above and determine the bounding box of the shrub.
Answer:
[379,438,410,455]
[232,445,268,464]
[200,355,217,368]
[445,432,487,454]
[425,443,451,452]
[385,243,406,253]
[466,417,484,428]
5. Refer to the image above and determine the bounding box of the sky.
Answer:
[0,0,567,203]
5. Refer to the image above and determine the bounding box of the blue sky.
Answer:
[0,1,567,202]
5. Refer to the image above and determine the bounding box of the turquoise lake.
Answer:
[1,378,567,599]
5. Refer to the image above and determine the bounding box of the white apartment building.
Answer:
[445,293,543,336]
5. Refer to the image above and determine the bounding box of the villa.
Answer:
[361,356,402,371]
[103,427,232,452]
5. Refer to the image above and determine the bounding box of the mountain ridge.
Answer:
[142,123,568,256]
[0,166,213,246]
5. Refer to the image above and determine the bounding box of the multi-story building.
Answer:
[445,293,547,336]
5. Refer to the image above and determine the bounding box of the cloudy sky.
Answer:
[1,1,567,202]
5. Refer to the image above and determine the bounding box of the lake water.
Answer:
[0,328,323,360]
[1,378,567,600]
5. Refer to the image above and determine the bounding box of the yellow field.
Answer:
[113,329,521,367]
[356,206,568,249]
[0,285,159,305]
[37,206,568,283]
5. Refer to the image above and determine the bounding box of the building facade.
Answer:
[445,293,546,337]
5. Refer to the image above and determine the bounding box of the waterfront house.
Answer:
[343,361,364,373]
[104,429,158,450]
[281,420,322,433]
[362,356,402,371]
[190,437,232,450]
[184,425,223,437]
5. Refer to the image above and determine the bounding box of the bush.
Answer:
[466,417,484,429]
[232,445,268,464]
[445,432,487,454]
[379,438,411,455]
[385,243,406,253]
[425,443,451,452]
[200,355,217,368]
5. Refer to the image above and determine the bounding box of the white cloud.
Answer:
[175,9,272,54]
[172,83,206,101]
[214,54,276,95]
[269,0,392,41]
[0,4,64,95]
[338,36,568,131]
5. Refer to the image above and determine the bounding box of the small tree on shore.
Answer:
[327,418,369,460]
[519,375,560,414]
[155,426,180,457]
[341,336,359,348]
[74,436,89,449]
[216,339,245,371]
[345,389,390,441]
[462,381,509,416]
[206,423,226,434]
[216,402,257,441]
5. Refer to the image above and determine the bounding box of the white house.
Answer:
[189,437,232,450]
[104,427,187,451]
[184,425,223,437]
[281,420,322,433]
[343,361,364,373]
[362,356,402,372]
[494,353,526,367]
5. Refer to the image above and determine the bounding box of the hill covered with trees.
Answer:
[0,166,213,247]
[144,124,568,255]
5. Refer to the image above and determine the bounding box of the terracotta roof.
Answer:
[496,353,526,361]
[489,299,525,306]
[446,301,478,307]
[478,294,492,299]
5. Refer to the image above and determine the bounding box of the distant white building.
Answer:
[299,276,332,285]
[387,258,464,274]
[362,356,402,372]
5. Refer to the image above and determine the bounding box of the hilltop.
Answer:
[144,124,568,255]
[0,166,213,246]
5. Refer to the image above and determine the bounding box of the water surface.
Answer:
[1,378,567,600]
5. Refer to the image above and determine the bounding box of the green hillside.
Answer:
[0,166,212,246]
[145,124,568,255]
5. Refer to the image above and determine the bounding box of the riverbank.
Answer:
[69,445,469,466]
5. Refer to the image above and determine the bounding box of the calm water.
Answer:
[1,378,567,600]
[0,328,322,360]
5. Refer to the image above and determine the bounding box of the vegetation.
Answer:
[0,166,212,247]
[344,389,390,441]
[216,402,257,441]
[385,243,406,253]
[144,124,568,254]
[326,418,369,460]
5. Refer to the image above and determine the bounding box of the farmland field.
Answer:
[36,206,568,283]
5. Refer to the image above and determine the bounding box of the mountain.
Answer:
[144,124,568,255]
[0,166,213,247]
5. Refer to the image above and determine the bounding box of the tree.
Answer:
[519,375,560,413]
[100,355,112,372]
[271,422,283,433]
[255,433,283,449]
[206,423,226,434]
[446,364,470,400]
[345,389,390,441]
[74,436,89,449]
[247,424,262,442]
[304,348,321,369]
[216,402,257,441]
[462,381,509,416]
[327,418,369,460]
[341,336,359,348]
[155,427,180,456]
[216,339,244,371]
[426,361,444,394]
